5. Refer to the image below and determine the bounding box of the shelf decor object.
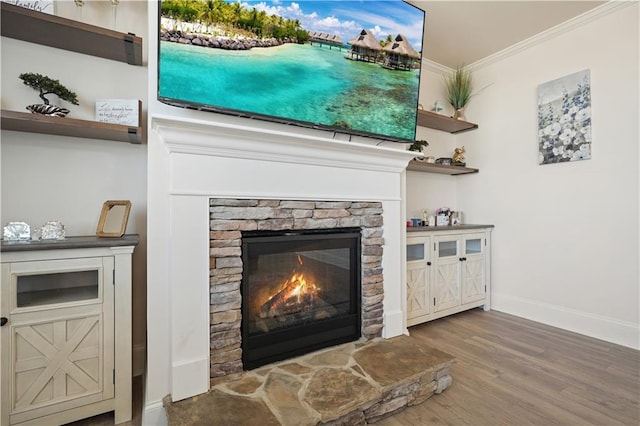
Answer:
[444,66,473,121]
[4,0,54,14]
[0,2,143,65]
[25,104,69,117]
[2,222,31,241]
[95,99,140,126]
[407,139,429,160]
[452,146,465,165]
[73,0,84,19]
[96,200,131,238]
[19,72,79,117]
[110,0,119,29]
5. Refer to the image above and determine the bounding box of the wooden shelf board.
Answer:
[417,109,478,134]
[407,159,478,175]
[1,2,142,66]
[1,110,142,144]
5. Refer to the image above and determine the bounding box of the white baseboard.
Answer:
[142,400,168,426]
[133,343,146,377]
[492,293,640,350]
[171,357,209,402]
[383,309,407,338]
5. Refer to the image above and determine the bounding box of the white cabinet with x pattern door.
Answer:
[406,226,492,327]
[1,236,137,426]
[406,235,432,325]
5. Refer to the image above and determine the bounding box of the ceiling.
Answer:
[409,1,606,68]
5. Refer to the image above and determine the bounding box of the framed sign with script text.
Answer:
[1,0,54,14]
[95,99,141,127]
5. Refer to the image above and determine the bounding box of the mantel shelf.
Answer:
[0,2,142,65]
[1,110,142,144]
[417,109,478,134]
[406,159,478,175]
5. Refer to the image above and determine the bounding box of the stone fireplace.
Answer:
[147,115,415,404]
[209,198,385,378]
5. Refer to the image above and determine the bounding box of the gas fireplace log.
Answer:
[259,273,318,319]
[253,299,339,333]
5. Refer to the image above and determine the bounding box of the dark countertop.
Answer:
[407,224,494,233]
[1,234,139,252]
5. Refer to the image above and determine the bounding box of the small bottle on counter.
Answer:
[451,212,461,225]
[421,209,429,226]
[428,215,435,227]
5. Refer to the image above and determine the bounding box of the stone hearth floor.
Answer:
[164,335,455,425]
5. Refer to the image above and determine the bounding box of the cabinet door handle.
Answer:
[427,261,432,266]
[0,317,7,327]
[459,258,464,262]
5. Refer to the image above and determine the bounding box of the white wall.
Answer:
[456,2,639,348]
[1,1,149,371]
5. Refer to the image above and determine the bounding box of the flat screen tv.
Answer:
[158,0,425,143]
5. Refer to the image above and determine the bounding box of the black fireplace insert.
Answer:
[241,227,361,369]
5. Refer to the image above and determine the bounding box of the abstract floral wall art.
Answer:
[537,70,591,165]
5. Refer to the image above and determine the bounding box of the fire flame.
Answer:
[282,273,319,301]
[260,256,321,317]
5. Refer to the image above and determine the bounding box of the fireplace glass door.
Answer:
[241,228,361,369]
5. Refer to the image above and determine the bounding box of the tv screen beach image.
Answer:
[158,0,425,142]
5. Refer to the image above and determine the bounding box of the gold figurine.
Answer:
[453,146,466,164]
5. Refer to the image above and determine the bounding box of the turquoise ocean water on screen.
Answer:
[159,41,420,141]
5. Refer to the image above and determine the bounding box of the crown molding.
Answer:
[468,1,636,71]
[420,58,453,75]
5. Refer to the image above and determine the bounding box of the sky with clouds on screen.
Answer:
[239,1,424,51]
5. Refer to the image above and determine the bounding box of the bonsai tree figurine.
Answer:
[444,66,473,120]
[19,72,79,117]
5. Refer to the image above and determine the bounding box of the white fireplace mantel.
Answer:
[152,114,417,174]
[145,114,415,413]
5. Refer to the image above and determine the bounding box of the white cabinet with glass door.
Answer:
[433,236,462,312]
[1,236,137,426]
[461,235,487,305]
[406,235,432,326]
[406,226,492,326]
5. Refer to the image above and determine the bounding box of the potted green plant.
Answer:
[408,139,429,160]
[408,139,429,152]
[443,66,473,120]
[19,73,79,117]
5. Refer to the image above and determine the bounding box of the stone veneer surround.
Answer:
[209,198,385,380]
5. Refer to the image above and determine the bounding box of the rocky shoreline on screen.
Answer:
[160,30,298,50]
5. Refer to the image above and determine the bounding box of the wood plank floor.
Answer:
[63,376,143,426]
[378,309,640,426]
[67,309,638,426]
